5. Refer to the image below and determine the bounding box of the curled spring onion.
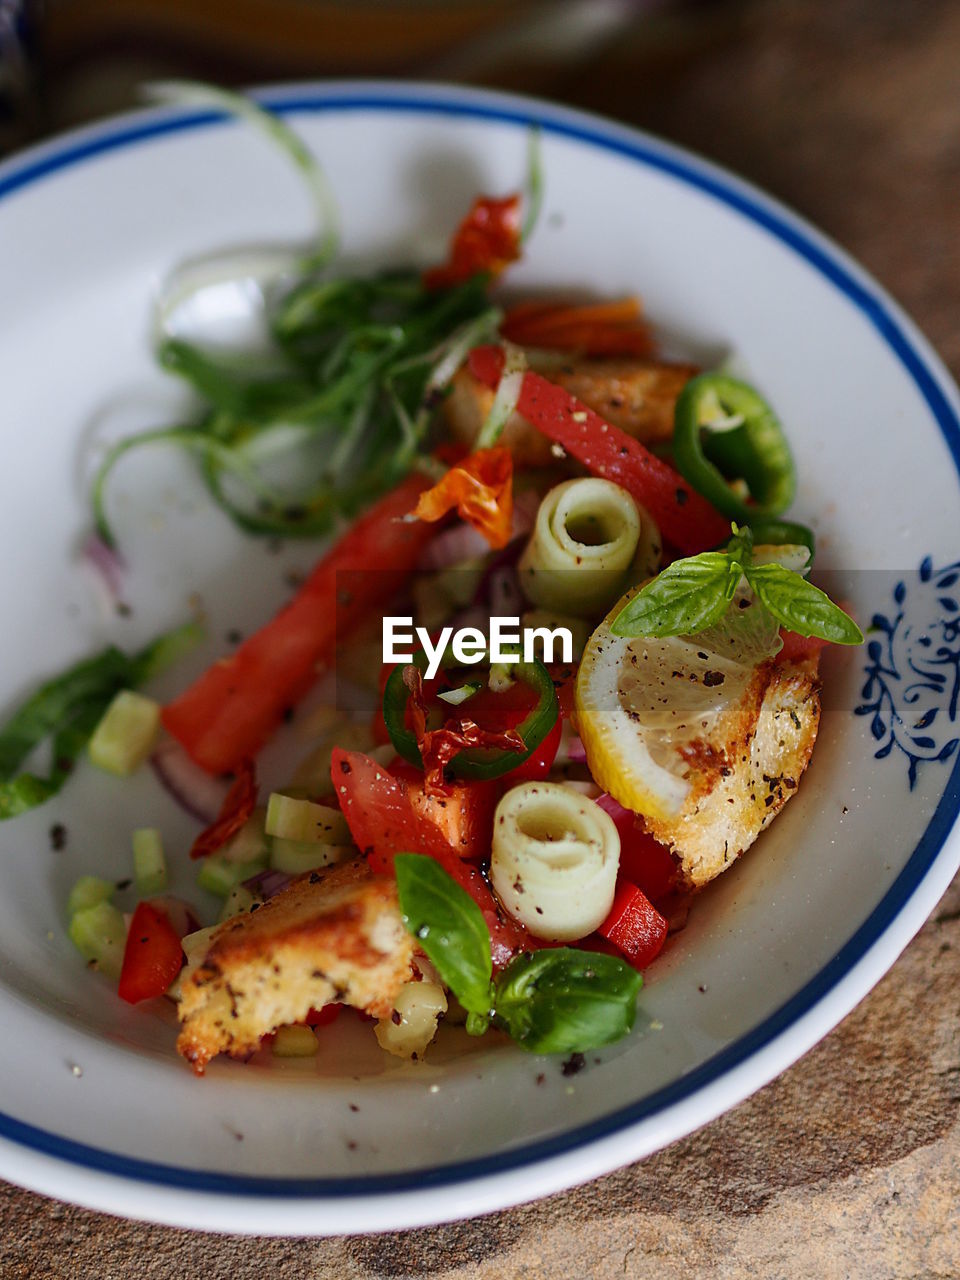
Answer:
[91,86,528,549]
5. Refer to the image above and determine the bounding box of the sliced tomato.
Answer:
[162,473,435,775]
[331,747,529,966]
[190,758,257,860]
[597,880,668,969]
[468,345,730,554]
[423,194,521,291]
[391,761,496,861]
[118,901,184,1004]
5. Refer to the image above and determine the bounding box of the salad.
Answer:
[1,86,861,1074]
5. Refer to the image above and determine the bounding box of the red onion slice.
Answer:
[151,738,228,823]
[149,895,202,938]
[596,793,634,823]
[242,868,292,899]
[79,533,128,605]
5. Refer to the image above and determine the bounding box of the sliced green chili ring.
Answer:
[673,373,796,521]
[383,651,558,780]
[745,517,816,559]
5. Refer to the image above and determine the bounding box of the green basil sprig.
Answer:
[611,525,862,645]
[394,854,643,1054]
[0,620,203,820]
[493,948,643,1054]
[394,851,493,1018]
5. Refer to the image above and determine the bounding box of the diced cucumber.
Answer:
[270,837,352,876]
[197,853,265,898]
[169,923,220,999]
[181,924,219,967]
[271,1025,318,1057]
[218,884,262,922]
[88,690,161,777]
[265,793,351,845]
[68,901,127,978]
[132,828,167,896]
[221,807,269,865]
[488,663,516,693]
[67,875,115,918]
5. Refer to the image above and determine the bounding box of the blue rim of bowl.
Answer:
[1,84,959,1200]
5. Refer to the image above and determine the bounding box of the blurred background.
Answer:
[1,0,957,370]
[1,0,735,149]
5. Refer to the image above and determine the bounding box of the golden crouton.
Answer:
[177,857,414,1074]
[444,358,697,466]
[642,657,821,887]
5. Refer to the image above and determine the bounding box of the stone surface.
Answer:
[2,0,960,1274]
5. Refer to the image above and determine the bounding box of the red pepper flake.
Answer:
[190,758,257,860]
[410,447,514,549]
[405,667,525,796]
[423,194,522,291]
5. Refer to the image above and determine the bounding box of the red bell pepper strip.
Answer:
[423,194,521,291]
[331,748,530,966]
[162,473,435,775]
[501,298,654,358]
[596,794,678,903]
[117,901,185,1004]
[410,446,514,549]
[190,758,257,860]
[505,713,561,781]
[468,345,730,554]
[597,880,668,969]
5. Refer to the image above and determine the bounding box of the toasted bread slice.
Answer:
[443,358,696,467]
[642,657,821,887]
[177,857,414,1074]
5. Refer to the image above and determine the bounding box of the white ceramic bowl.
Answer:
[0,81,958,1235]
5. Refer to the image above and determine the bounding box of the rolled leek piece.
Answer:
[490,782,620,940]
[518,478,659,616]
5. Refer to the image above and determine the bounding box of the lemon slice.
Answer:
[575,581,781,822]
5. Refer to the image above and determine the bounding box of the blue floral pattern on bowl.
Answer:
[856,556,960,787]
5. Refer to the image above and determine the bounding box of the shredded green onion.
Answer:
[91,88,541,548]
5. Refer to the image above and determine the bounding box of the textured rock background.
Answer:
[2,0,960,1274]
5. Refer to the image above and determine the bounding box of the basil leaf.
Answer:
[493,948,642,1054]
[0,649,131,779]
[394,854,493,1016]
[0,700,105,820]
[0,620,203,820]
[610,551,738,638]
[744,563,863,644]
[130,619,206,684]
[691,591,783,663]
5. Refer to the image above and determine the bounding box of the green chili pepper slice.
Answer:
[383,651,558,780]
[746,517,816,558]
[673,373,796,521]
